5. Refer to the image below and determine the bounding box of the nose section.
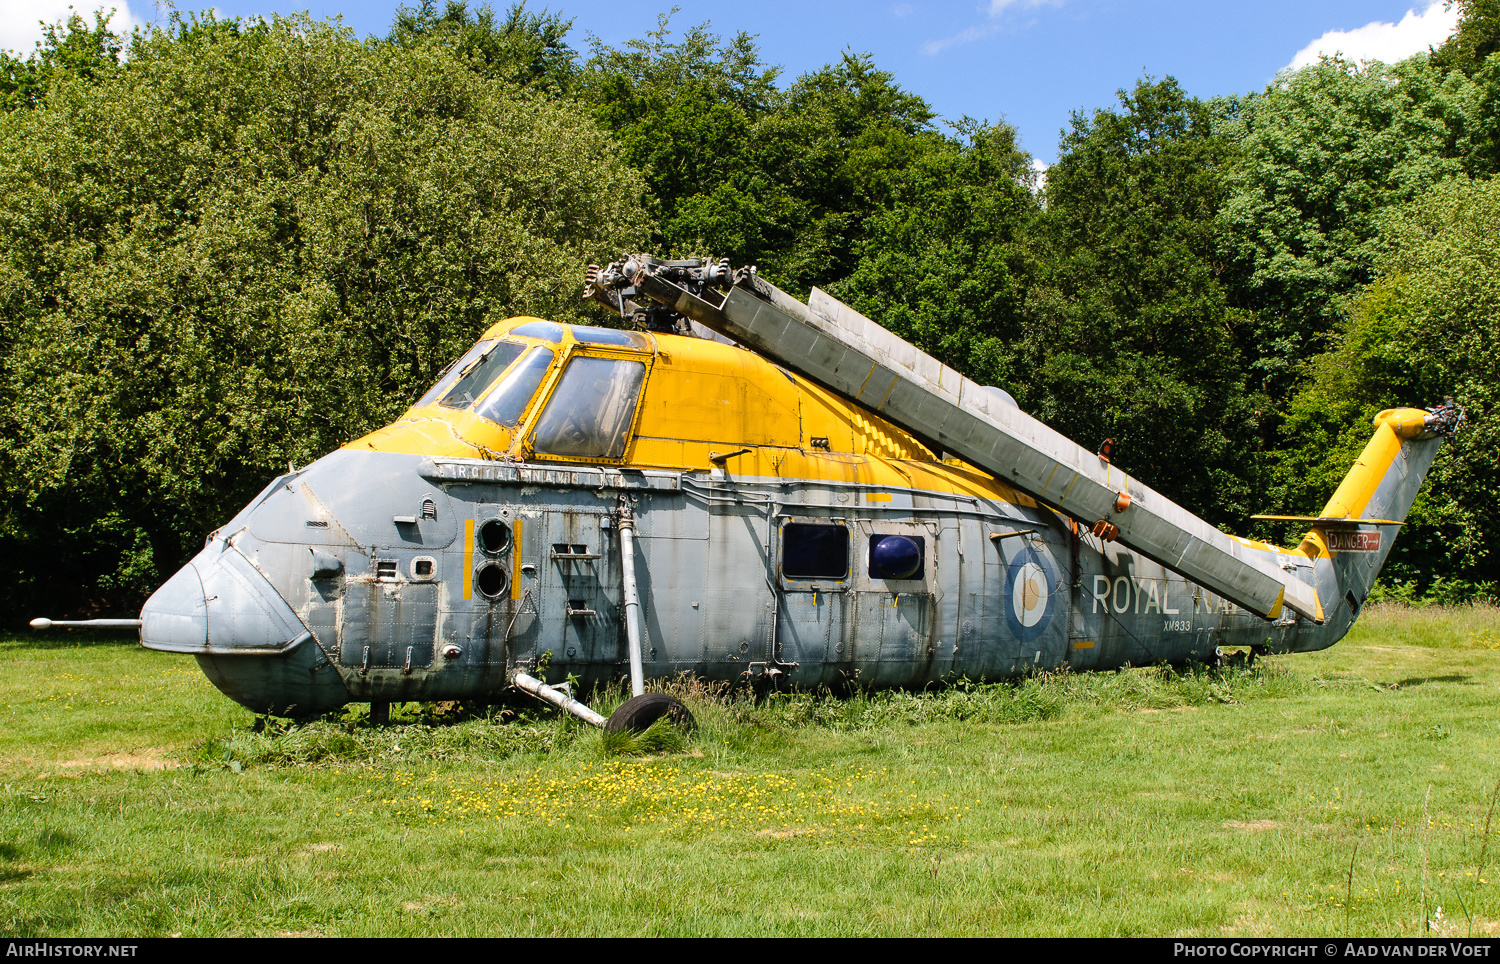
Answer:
[141,542,349,716]
[141,544,310,654]
[139,562,208,651]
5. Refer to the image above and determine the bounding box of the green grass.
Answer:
[4,604,1500,936]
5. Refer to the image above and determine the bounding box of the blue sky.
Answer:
[1,0,1461,163]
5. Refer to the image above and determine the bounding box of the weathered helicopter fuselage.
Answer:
[138,316,1443,716]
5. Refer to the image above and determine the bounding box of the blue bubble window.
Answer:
[868,534,925,580]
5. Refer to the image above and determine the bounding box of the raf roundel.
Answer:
[1004,547,1056,643]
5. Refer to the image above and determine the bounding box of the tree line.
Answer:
[1,1,1495,623]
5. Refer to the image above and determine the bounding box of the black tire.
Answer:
[605,693,696,734]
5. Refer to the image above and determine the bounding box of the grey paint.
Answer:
[133,301,1451,716]
[137,424,1446,717]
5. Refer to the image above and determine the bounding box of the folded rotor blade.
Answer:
[626,266,1321,623]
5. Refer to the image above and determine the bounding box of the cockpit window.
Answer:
[508,321,565,342]
[413,339,495,409]
[572,326,648,349]
[473,347,555,426]
[532,356,646,460]
[437,340,527,410]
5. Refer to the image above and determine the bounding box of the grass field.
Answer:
[4,604,1500,937]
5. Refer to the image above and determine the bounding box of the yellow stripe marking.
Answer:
[866,492,892,502]
[511,520,523,600]
[1072,640,1095,650]
[1042,463,1059,493]
[463,518,474,600]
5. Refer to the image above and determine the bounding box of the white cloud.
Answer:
[989,0,1060,12]
[924,22,1000,55]
[1030,157,1049,193]
[0,1,147,56]
[1285,0,1459,71]
[924,0,1063,55]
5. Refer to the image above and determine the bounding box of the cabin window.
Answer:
[508,320,565,342]
[412,339,495,408]
[438,340,527,410]
[571,326,649,349]
[782,523,849,580]
[474,347,555,426]
[532,357,646,459]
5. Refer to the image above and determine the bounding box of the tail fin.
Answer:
[1300,400,1464,616]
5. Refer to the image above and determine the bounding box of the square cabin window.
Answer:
[782,523,849,580]
[532,356,646,460]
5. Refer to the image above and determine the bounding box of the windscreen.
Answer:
[473,347,555,427]
[412,340,495,409]
[437,340,527,410]
[532,356,646,460]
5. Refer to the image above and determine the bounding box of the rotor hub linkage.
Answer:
[1423,397,1466,437]
[583,256,760,335]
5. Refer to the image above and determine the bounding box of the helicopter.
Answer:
[32,255,1464,731]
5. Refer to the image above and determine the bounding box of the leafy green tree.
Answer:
[750,52,951,295]
[0,8,124,111]
[387,0,578,93]
[827,118,1037,387]
[1021,77,1257,525]
[1431,0,1500,74]
[581,19,1039,361]
[1220,55,1497,401]
[1270,176,1500,592]
[578,14,781,263]
[0,13,646,621]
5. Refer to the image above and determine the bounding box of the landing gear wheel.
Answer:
[1215,647,1248,670]
[605,694,696,734]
